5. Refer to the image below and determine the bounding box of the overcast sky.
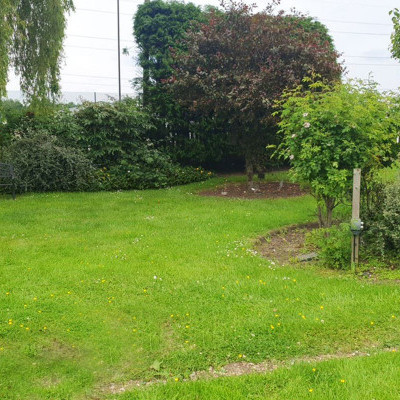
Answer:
[6,0,400,102]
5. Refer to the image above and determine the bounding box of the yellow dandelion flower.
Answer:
[309,388,313,393]
[320,306,324,310]
[238,354,243,358]
[170,314,174,318]
[312,368,316,372]
[185,325,190,329]
[174,378,179,382]
[340,379,345,383]
[8,320,12,325]
[270,325,275,330]
[370,321,374,325]
[19,324,23,328]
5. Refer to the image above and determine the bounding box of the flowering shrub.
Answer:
[277,79,400,227]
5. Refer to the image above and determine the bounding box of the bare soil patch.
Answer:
[255,222,319,264]
[199,181,307,200]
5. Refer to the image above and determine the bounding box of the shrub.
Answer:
[277,79,400,227]
[363,174,400,258]
[306,223,352,269]
[3,129,97,192]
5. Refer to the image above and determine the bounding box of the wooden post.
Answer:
[351,168,361,271]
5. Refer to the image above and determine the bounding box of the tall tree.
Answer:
[134,0,204,107]
[0,0,74,106]
[170,1,342,186]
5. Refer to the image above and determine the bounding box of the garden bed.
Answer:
[199,181,307,199]
[255,222,319,264]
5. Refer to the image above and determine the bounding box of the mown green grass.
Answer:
[0,173,399,399]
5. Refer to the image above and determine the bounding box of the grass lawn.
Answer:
[0,173,399,399]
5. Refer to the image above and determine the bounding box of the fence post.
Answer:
[351,168,361,271]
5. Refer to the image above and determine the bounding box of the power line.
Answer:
[346,63,400,67]
[331,30,391,36]
[65,44,116,52]
[68,34,132,42]
[63,73,132,81]
[306,0,397,9]
[62,81,133,88]
[76,7,132,16]
[321,18,391,27]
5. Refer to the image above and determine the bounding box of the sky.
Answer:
[6,0,400,102]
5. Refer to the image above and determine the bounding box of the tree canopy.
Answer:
[169,1,342,185]
[134,0,204,106]
[0,0,74,106]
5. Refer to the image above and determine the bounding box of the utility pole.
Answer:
[117,0,122,101]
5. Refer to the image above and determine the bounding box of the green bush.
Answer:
[97,163,212,191]
[74,99,212,190]
[3,129,97,192]
[306,223,352,269]
[363,174,400,258]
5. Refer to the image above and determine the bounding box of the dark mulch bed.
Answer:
[199,182,307,200]
[255,222,319,264]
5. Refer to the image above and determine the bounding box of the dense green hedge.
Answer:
[0,99,212,193]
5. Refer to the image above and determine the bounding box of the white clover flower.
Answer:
[289,154,295,160]
[303,112,308,117]
[291,134,296,138]
[303,122,311,128]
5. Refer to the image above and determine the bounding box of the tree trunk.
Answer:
[257,171,265,180]
[246,158,254,190]
[317,197,335,228]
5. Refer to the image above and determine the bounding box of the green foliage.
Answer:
[0,100,26,151]
[97,164,212,191]
[306,223,352,270]
[74,99,212,190]
[363,174,400,258]
[390,8,400,61]
[3,128,96,192]
[134,0,204,103]
[74,99,154,168]
[277,79,400,227]
[0,0,74,105]
[171,1,341,184]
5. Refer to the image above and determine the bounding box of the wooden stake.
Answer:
[351,168,361,271]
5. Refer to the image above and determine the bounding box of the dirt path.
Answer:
[101,346,397,395]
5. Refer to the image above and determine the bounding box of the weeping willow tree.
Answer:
[0,0,74,107]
